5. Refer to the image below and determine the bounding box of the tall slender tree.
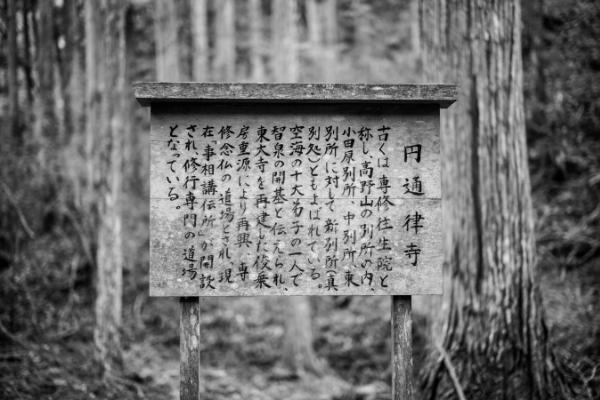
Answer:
[84,0,126,376]
[154,0,181,81]
[62,0,84,140]
[321,0,337,82]
[191,0,208,81]
[22,0,35,109]
[269,0,323,376]
[271,0,298,82]
[213,0,235,81]
[418,1,567,398]
[6,0,19,139]
[34,0,58,156]
[248,0,264,82]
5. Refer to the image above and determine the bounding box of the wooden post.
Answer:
[392,295,413,400]
[180,297,200,400]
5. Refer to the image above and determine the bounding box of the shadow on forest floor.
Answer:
[2,256,598,399]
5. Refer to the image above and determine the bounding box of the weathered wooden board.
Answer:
[148,101,443,296]
[134,83,457,108]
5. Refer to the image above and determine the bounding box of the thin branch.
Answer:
[0,181,35,239]
[0,319,29,349]
[435,341,468,400]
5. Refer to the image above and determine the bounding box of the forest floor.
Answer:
[1,254,598,399]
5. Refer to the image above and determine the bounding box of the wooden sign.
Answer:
[135,83,455,297]
[135,83,456,400]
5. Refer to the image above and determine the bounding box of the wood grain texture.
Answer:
[149,103,443,297]
[180,297,200,400]
[133,83,457,108]
[392,295,414,400]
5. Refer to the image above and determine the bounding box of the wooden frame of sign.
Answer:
[134,83,456,400]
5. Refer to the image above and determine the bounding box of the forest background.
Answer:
[0,0,599,399]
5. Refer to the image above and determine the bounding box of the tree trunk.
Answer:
[271,0,298,82]
[306,0,320,46]
[213,0,235,81]
[190,0,208,81]
[282,296,325,376]
[22,0,35,110]
[63,0,84,140]
[269,0,322,376]
[418,1,565,398]
[34,0,58,157]
[305,0,323,80]
[409,0,419,58]
[353,0,371,53]
[84,0,97,199]
[85,0,126,376]
[154,0,181,81]
[7,0,19,138]
[248,0,264,82]
[321,0,337,82]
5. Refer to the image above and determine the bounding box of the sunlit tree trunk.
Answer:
[154,0,181,81]
[269,0,323,376]
[418,1,564,398]
[248,0,264,82]
[271,0,298,82]
[213,0,235,81]
[191,0,208,81]
[85,0,126,376]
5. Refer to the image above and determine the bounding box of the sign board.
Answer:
[135,83,456,297]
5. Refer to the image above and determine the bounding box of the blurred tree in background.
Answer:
[0,0,598,398]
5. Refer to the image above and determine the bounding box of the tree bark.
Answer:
[63,0,84,140]
[306,0,320,46]
[84,0,97,196]
[321,0,337,82]
[154,0,181,81]
[7,0,19,139]
[305,0,323,81]
[267,0,322,376]
[418,1,564,398]
[84,0,126,376]
[34,0,58,157]
[271,0,298,82]
[248,0,264,82]
[282,296,325,376]
[22,0,35,110]
[190,0,208,81]
[213,0,235,81]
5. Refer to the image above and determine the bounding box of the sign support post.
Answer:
[180,297,200,400]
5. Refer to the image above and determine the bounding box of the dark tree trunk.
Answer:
[6,0,19,138]
[22,0,35,109]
